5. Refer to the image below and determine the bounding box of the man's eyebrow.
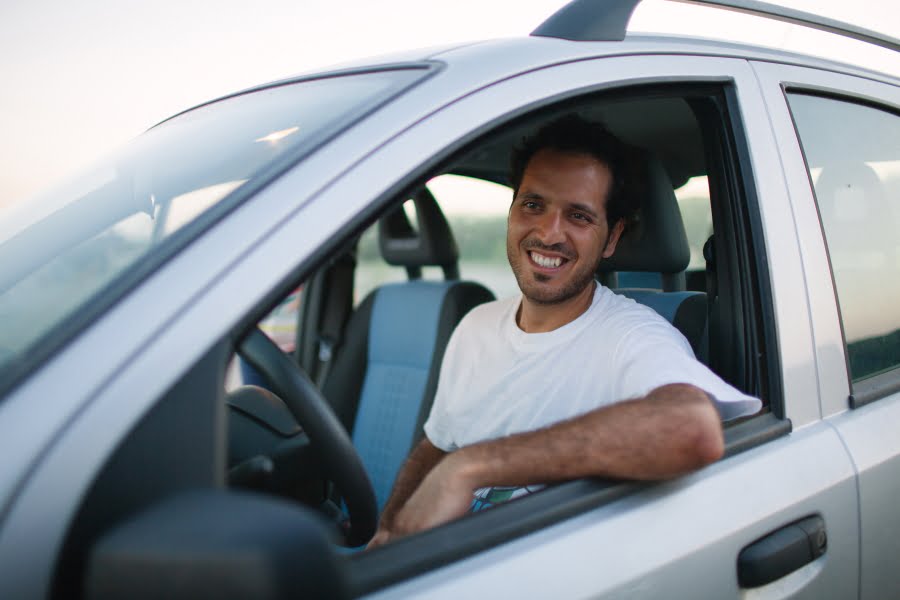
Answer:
[517,190,544,200]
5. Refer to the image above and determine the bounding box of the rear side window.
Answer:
[787,93,900,383]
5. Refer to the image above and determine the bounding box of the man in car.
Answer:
[368,116,761,548]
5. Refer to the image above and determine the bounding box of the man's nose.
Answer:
[534,210,566,244]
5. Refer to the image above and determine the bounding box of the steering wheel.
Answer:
[237,328,377,547]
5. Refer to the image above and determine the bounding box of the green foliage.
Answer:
[449,215,509,262]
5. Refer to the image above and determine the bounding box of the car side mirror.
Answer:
[86,489,350,600]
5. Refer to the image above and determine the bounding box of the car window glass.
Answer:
[787,93,900,381]
[0,69,423,386]
[354,175,517,303]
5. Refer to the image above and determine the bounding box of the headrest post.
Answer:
[661,272,686,292]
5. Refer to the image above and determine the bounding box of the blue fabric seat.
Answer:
[323,190,493,511]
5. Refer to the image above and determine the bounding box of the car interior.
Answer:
[224,85,774,539]
[52,83,783,598]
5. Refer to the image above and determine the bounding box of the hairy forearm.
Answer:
[447,383,724,491]
[379,437,446,527]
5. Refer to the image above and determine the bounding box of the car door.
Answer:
[293,53,859,598]
[754,60,900,600]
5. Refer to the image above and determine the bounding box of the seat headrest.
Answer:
[815,161,884,219]
[378,188,459,279]
[597,154,690,275]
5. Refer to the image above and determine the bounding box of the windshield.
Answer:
[0,67,427,387]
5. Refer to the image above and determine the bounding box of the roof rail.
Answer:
[532,0,900,53]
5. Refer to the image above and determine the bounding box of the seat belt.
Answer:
[315,252,355,387]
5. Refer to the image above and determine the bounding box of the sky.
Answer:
[0,0,897,210]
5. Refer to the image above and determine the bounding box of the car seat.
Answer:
[322,189,494,511]
[596,155,708,362]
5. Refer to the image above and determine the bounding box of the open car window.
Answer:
[234,81,773,527]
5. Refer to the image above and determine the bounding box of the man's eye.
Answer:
[523,200,539,209]
[571,212,589,222]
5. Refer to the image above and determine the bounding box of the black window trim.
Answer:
[851,369,900,409]
[695,86,784,418]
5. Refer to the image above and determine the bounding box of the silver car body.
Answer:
[1,19,898,600]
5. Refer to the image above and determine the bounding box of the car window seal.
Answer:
[850,368,900,409]
[720,87,783,413]
[722,411,790,457]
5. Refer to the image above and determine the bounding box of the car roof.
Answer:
[165,30,893,193]
[426,33,899,185]
[435,33,899,86]
[176,14,899,124]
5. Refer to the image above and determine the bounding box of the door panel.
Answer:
[830,399,900,599]
[323,54,859,599]
[368,424,857,599]
[753,61,900,600]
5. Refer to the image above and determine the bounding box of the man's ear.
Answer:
[601,220,625,258]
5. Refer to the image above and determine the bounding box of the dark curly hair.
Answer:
[509,115,639,231]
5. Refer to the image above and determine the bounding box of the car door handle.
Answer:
[737,515,827,588]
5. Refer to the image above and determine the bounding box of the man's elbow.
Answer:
[654,383,725,469]
[687,396,725,468]
[692,421,724,467]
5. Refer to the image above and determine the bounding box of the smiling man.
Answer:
[367,116,761,548]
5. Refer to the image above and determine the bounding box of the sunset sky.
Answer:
[1,0,897,209]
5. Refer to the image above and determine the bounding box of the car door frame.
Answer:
[315,54,857,598]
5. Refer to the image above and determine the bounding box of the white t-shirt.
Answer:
[424,284,761,452]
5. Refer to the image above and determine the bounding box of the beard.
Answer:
[507,238,599,305]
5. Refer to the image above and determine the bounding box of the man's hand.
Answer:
[390,453,476,536]
[367,452,474,547]
[366,527,393,550]
[364,438,448,550]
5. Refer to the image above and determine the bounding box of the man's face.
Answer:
[507,148,624,305]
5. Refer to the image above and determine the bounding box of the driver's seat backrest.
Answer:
[322,190,493,511]
[596,154,708,362]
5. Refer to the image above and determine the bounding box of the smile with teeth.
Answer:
[530,251,565,268]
